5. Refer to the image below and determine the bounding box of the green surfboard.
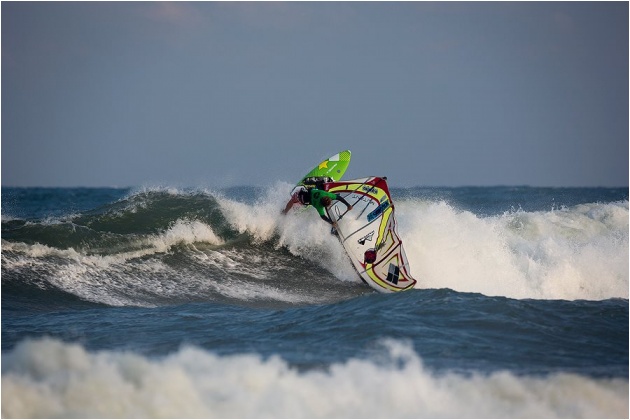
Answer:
[296,150,351,187]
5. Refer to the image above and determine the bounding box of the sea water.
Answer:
[1,184,628,418]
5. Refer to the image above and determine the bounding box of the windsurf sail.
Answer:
[325,177,417,293]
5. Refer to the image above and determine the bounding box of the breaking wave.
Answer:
[2,338,626,418]
[2,185,628,307]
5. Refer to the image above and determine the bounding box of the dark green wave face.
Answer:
[2,188,369,308]
[2,191,238,255]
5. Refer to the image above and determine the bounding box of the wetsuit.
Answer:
[283,187,352,224]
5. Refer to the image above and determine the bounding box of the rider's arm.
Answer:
[281,199,294,214]
[281,192,300,214]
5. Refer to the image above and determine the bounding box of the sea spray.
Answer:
[3,186,627,420]
[3,187,628,305]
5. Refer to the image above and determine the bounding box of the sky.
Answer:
[2,1,628,188]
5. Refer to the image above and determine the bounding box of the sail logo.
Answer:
[386,263,400,285]
[367,200,390,222]
[358,231,374,245]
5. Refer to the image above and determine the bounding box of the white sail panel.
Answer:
[325,177,417,293]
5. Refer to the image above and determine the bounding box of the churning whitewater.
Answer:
[3,184,627,305]
[2,184,628,418]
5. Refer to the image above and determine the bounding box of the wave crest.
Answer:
[400,200,628,300]
[3,186,627,304]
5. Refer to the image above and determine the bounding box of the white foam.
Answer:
[2,208,321,306]
[2,338,627,418]
[159,219,224,249]
[185,250,319,305]
[219,181,360,284]
[1,218,229,307]
[398,200,628,300]
[2,217,224,261]
[216,185,629,299]
[4,187,627,302]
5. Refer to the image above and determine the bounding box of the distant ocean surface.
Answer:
[2,184,628,418]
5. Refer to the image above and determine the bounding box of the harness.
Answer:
[298,188,311,205]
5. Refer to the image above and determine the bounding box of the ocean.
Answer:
[1,183,628,418]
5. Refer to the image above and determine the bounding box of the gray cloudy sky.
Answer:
[2,2,628,187]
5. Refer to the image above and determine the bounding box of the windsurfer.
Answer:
[282,187,353,224]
